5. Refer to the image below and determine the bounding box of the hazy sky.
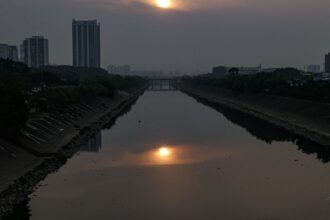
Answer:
[1,0,330,73]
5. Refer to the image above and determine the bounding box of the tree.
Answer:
[0,58,29,73]
[0,77,29,141]
[229,67,239,75]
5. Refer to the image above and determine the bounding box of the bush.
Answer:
[110,75,146,92]
[0,59,146,141]
[0,75,29,141]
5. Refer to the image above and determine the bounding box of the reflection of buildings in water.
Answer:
[80,132,102,152]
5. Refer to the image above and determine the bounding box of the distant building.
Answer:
[306,65,321,73]
[0,44,7,59]
[107,65,131,75]
[238,66,261,75]
[211,65,261,75]
[72,19,100,68]
[212,66,227,75]
[21,36,49,68]
[19,44,25,62]
[325,53,330,73]
[130,70,164,77]
[261,68,277,73]
[8,46,18,61]
[0,44,18,61]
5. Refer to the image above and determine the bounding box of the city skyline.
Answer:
[0,29,329,74]
[1,0,330,73]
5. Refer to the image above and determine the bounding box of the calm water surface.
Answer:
[9,91,330,219]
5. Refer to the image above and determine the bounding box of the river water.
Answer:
[5,90,330,220]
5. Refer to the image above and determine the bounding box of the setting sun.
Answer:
[158,147,171,157]
[156,0,171,8]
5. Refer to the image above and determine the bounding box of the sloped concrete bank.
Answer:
[180,83,330,146]
[0,88,145,217]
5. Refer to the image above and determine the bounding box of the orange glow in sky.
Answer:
[155,0,172,9]
[158,147,171,157]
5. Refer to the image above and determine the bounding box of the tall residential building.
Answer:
[325,53,330,73]
[72,19,101,68]
[21,36,49,68]
[0,44,18,61]
[0,44,7,59]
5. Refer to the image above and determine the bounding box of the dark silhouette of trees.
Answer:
[183,68,330,103]
[0,59,146,141]
[0,58,29,73]
[28,71,64,87]
[229,67,239,75]
[0,73,30,141]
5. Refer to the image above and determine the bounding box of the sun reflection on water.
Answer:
[87,144,236,168]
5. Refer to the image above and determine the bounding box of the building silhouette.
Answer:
[307,65,321,73]
[325,53,330,73]
[20,36,49,68]
[107,65,131,75]
[212,66,227,75]
[211,65,261,75]
[72,19,101,68]
[0,44,18,61]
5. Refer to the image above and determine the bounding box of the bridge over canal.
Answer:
[147,77,180,91]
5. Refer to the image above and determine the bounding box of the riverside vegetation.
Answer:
[183,68,330,103]
[180,68,330,146]
[0,58,145,142]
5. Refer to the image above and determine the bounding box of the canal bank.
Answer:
[180,83,330,146]
[4,90,330,220]
[0,87,146,216]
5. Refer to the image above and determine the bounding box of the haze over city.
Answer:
[1,0,330,73]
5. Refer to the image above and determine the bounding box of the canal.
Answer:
[6,90,330,219]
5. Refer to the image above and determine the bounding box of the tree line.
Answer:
[0,59,146,141]
[183,68,330,103]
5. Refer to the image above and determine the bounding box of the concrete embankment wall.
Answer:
[180,83,330,146]
[0,87,145,216]
[19,94,139,155]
